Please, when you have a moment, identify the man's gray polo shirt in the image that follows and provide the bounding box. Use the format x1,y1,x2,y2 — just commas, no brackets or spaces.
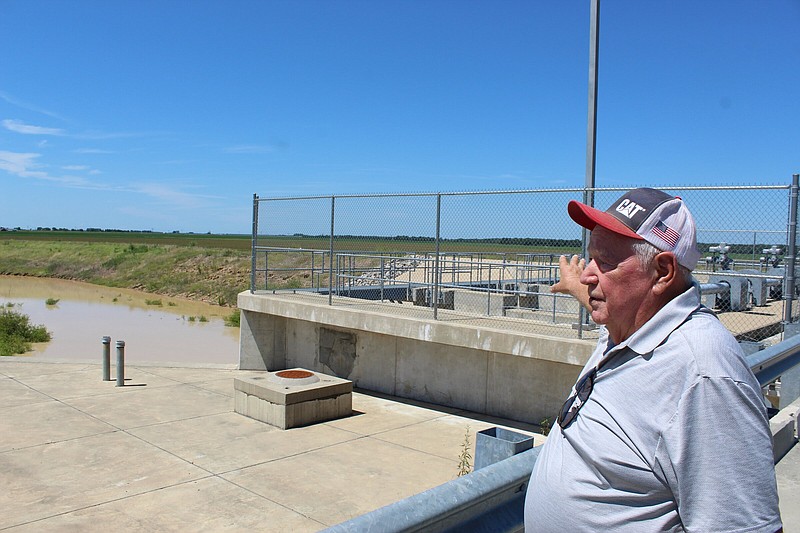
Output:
525,284,781,532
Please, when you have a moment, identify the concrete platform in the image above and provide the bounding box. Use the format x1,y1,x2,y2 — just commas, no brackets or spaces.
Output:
234,368,352,429
238,291,596,425
2,358,796,532
0,358,545,532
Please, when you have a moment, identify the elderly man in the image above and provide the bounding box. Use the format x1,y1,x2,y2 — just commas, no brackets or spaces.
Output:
524,188,781,532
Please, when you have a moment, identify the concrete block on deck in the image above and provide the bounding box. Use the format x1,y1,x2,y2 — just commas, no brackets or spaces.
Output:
771,400,800,463
234,369,352,430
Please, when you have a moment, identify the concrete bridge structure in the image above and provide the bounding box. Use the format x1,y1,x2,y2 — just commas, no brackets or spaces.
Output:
238,290,598,425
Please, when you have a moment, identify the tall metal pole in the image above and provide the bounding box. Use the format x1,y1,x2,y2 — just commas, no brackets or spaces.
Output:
584,0,600,226
783,174,799,328
578,0,600,339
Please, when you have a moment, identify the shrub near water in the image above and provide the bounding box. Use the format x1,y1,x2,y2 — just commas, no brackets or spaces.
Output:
0,308,52,356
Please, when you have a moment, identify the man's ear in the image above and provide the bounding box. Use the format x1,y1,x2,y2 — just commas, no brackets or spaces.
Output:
652,252,678,295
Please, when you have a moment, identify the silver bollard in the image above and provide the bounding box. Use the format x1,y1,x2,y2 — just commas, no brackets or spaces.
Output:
115,340,125,387
102,336,111,381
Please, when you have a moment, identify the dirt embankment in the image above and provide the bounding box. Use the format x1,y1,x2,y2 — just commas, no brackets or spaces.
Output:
0,240,252,306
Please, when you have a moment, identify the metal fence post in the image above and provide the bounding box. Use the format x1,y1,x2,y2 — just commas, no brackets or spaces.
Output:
251,193,258,293
433,194,442,320
115,340,125,387
102,336,111,381
329,196,335,306
311,251,316,291
380,256,385,302
784,174,799,328
487,264,492,315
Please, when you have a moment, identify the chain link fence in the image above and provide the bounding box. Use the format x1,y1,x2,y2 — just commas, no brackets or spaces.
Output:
251,180,800,344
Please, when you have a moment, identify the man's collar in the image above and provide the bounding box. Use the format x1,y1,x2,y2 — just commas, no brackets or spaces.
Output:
611,283,702,356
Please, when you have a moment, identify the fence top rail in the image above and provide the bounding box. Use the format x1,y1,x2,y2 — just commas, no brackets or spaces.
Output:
332,250,559,258
254,246,330,253
698,228,787,234
256,184,791,202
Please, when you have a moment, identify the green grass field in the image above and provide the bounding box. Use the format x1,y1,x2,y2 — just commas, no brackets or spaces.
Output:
0,231,580,305
0,230,770,306
0,230,253,250
0,230,584,255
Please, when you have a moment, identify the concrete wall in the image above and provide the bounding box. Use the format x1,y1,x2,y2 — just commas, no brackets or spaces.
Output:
238,292,595,424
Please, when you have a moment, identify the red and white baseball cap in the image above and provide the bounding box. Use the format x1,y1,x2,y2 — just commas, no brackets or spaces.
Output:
568,188,701,271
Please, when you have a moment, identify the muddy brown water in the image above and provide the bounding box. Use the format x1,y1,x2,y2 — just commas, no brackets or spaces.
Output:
1,276,240,365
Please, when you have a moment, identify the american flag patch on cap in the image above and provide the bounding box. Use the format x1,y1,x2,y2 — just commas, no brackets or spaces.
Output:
652,221,680,247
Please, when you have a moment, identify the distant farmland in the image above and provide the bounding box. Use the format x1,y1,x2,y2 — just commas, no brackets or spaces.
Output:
0,230,254,250
0,230,584,255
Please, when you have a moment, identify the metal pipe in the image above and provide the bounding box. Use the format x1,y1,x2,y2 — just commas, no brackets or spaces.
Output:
311,251,316,291
584,0,600,205
783,174,799,327
699,282,730,296
102,336,111,381
380,256,385,302
115,340,125,387
487,264,492,316
578,0,600,341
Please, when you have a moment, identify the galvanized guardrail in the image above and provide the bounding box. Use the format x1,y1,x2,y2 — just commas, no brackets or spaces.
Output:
322,445,541,533
323,334,800,533
748,331,800,388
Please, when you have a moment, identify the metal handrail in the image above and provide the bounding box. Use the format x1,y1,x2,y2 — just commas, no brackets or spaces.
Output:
747,331,800,387
323,333,800,533
322,446,541,533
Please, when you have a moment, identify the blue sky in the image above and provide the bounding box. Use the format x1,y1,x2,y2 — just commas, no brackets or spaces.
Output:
1,0,798,234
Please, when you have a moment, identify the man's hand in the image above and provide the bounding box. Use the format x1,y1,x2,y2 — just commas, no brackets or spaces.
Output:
551,255,591,312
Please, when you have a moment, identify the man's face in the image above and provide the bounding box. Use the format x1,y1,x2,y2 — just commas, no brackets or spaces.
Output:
580,227,657,344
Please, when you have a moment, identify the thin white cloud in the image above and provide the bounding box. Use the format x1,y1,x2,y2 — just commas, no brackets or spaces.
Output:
223,144,275,154
0,90,66,120
0,151,43,176
0,150,102,188
1,149,219,214
53,174,93,187
130,182,224,207
3,116,155,142
3,119,66,136
73,130,157,140
73,148,115,154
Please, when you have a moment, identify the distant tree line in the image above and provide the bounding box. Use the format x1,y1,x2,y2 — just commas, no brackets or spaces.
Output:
1,227,214,234
20,227,158,233
1,228,781,257
284,234,582,248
